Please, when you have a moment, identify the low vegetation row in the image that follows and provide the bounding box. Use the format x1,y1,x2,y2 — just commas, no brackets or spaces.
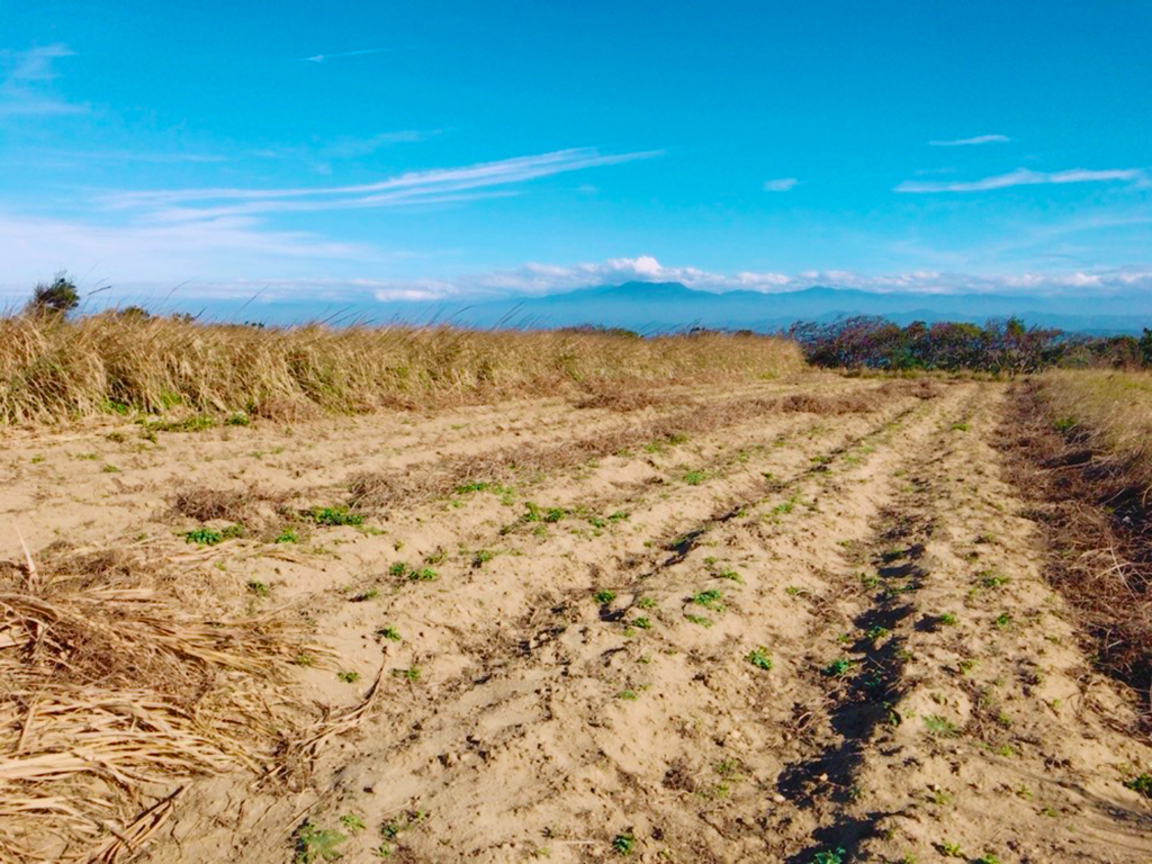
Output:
791,316,1151,373
0,299,802,425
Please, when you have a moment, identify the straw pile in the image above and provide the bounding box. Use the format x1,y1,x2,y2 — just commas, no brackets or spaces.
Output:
0,536,319,862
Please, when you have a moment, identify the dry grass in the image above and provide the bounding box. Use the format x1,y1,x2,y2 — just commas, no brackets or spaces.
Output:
1036,369,1152,488
0,313,804,424
0,538,320,862
1004,372,1152,725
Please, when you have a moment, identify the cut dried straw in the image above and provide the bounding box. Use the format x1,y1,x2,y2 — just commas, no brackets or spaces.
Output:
0,534,325,863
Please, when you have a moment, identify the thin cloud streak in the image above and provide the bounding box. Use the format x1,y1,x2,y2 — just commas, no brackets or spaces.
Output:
895,167,1145,193
0,44,86,116
763,177,800,192
928,134,1011,146
103,148,664,219
301,48,407,63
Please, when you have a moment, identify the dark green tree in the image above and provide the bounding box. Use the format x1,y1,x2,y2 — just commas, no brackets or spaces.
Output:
1140,328,1152,366
27,272,80,316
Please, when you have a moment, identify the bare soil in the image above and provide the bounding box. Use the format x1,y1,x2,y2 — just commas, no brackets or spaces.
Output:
2,374,1150,862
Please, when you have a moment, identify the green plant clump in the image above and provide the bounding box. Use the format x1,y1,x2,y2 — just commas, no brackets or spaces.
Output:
812,848,846,864
611,832,636,855
822,658,855,678
747,647,773,671
184,527,223,546
1125,773,1152,798
311,506,363,526
293,821,347,863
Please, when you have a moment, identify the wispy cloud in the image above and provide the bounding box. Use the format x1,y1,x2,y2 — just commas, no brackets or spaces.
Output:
103,147,663,220
895,167,1145,193
928,134,1011,147
763,177,800,192
301,48,391,63
0,44,86,116
251,130,440,171
0,211,372,293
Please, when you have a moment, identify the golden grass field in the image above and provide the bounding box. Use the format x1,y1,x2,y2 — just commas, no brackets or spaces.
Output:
1,319,1150,863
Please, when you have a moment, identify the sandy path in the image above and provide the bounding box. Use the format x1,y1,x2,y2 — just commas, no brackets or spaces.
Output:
3,377,1150,862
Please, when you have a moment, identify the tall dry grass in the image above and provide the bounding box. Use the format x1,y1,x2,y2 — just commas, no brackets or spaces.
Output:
0,313,804,424
1018,369,1152,722
1038,369,1152,486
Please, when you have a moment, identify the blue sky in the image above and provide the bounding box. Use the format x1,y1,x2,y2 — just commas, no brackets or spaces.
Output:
3,0,1151,308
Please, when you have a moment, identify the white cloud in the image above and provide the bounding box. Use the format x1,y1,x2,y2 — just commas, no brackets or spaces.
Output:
301,48,387,63
763,177,800,192
252,130,439,168
895,167,1145,193
102,147,663,220
0,211,371,292
928,134,1011,147
0,44,86,116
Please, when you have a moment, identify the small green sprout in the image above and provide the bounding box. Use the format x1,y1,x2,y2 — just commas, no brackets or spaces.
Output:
746,647,773,671
611,832,636,855
184,527,223,546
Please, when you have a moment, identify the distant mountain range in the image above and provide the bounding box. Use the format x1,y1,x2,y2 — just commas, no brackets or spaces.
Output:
381,281,1149,335
173,281,1151,334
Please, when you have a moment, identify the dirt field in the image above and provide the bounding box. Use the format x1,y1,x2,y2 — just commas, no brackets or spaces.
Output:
3,372,1151,863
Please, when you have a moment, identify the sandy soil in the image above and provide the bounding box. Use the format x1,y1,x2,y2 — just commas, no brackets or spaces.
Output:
2,374,1150,863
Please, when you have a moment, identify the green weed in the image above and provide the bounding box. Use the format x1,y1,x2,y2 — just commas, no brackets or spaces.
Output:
293,821,347,863
184,527,223,546
311,506,363,526
923,715,959,737
1124,773,1152,798
692,589,724,611
339,814,366,833
812,849,846,864
611,833,636,855
822,658,855,678
746,647,773,671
